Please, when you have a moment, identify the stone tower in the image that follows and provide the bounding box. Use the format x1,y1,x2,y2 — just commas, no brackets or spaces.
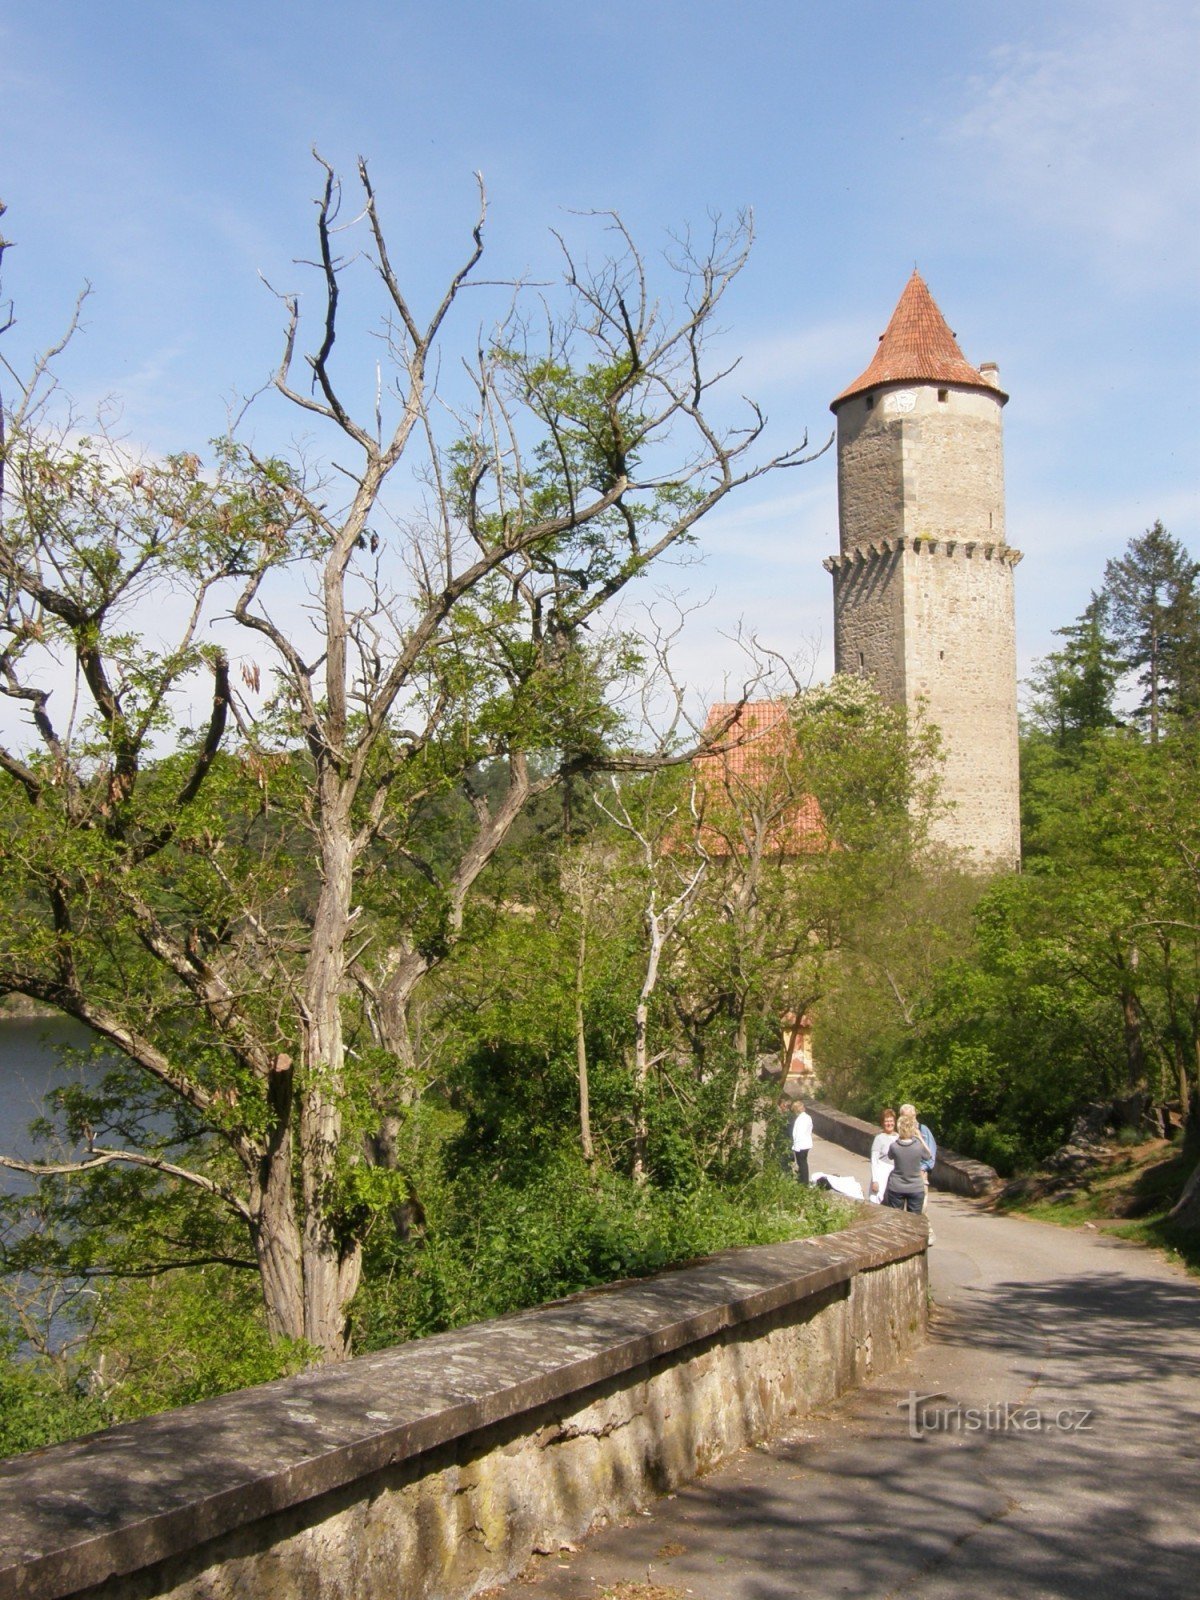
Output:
824,272,1022,869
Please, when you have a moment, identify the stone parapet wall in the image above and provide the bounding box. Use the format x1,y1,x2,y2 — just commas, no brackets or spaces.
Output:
0,1216,927,1600
824,534,1023,571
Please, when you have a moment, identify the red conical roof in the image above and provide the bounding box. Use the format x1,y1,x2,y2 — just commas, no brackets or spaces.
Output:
831,272,1006,409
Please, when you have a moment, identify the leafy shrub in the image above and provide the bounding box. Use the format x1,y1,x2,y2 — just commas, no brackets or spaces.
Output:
0,1268,312,1461
89,1268,312,1418
0,1333,111,1458
351,1160,847,1350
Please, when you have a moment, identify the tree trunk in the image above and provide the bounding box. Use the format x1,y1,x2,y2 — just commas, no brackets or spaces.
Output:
251,1195,306,1344
1176,1043,1192,1126
299,798,359,1360
249,1054,305,1343
1168,1156,1200,1227
1121,946,1145,1093
734,1012,749,1063
375,948,431,1104
631,914,664,1185
575,917,594,1166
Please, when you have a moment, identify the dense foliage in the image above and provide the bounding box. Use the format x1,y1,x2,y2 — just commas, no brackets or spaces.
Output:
0,165,828,1378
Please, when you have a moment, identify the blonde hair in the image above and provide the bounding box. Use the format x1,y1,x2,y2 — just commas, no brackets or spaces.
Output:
896,1112,919,1140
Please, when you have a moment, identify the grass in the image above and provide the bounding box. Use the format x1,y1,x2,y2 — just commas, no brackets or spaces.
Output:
994,1136,1200,1275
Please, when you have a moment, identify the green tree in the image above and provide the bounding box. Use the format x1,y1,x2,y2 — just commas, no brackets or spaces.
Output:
888,725,1200,1169
1103,521,1200,742
882,872,1126,1170
423,676,941,1194
1059,731,1200,1124
670,677,941,1144
0,165,817,1361
1026,592,1122,749
814,862,986,1114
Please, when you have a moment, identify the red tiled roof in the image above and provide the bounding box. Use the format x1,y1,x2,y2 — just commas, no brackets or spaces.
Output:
694,701,825,856
702,701,790,776
830,271,1007,409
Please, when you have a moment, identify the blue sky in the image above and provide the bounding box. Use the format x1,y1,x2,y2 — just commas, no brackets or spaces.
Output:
1,0,1197,706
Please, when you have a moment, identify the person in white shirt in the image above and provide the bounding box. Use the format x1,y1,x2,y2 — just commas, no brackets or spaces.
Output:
869,1106,897,1204
791,1100,814,1183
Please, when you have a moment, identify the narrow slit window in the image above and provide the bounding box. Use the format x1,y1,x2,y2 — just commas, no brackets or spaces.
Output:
937,388,948,403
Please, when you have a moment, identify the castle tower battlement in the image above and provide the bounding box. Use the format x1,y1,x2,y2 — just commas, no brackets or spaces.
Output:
829,274,1021,869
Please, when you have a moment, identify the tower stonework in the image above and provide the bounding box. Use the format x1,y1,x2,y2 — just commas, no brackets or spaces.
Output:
824,273,1022,869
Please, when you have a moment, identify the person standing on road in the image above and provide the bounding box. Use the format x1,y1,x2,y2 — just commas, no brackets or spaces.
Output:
869,1107,897,1204
792,1099,813,1184
899,1101,936,1186
883,1112,927,1213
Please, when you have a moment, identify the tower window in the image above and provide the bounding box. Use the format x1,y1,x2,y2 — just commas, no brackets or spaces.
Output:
937,389,948,403
865,394,875,411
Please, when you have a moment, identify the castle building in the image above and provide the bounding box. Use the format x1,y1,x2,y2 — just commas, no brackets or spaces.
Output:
824,272,1022,870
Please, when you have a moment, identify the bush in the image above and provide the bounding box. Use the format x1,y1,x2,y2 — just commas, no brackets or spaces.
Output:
351,1159,847,1350
0,1268,312,1461
0,1333,111,1458
88,1268,312,1418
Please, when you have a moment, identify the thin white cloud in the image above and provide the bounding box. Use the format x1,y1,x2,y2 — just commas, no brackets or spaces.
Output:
1016,484,1200,569
727,316,876,396
949,2,1200,288
697,479,835,553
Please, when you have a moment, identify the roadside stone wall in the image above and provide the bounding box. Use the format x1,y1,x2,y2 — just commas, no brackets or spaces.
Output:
0,1215,927,1600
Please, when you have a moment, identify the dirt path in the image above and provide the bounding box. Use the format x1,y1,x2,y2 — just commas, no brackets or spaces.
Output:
496,1135,1200,1600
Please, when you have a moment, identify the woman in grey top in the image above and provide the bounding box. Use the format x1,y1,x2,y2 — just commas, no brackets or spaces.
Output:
882,1112,930,1213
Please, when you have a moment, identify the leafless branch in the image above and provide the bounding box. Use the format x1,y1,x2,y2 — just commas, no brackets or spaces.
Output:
0,1147,253,1224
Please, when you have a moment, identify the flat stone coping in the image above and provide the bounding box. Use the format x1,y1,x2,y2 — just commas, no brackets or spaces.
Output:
808,1100,1000,1197
0,1212,924,1600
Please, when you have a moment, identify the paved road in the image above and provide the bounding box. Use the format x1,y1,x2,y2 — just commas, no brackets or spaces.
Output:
497,1134,1200,1599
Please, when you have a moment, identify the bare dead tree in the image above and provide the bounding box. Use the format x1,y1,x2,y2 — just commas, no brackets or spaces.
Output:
594,773,710,1182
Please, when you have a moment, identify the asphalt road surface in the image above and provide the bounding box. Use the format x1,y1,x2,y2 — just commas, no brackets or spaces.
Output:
496,1133,1200,1600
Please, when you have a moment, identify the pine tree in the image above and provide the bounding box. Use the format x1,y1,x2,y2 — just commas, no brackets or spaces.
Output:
1103,522,1200,742
1027,593,1122,748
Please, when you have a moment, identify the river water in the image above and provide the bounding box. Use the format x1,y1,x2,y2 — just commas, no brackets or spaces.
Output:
0,1019,114,1354
0,1017,101,1182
